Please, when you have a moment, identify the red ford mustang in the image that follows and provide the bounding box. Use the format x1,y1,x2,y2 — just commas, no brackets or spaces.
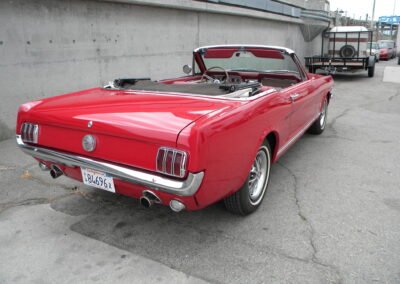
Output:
16,45,333,215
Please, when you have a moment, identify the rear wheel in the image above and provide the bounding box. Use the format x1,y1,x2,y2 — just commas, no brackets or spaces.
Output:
398,56,400,65
224,142,271,215
308,97,328,135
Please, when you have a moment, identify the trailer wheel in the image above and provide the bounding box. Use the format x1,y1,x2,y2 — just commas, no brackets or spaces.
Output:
339,45,356,58
368,65,375,77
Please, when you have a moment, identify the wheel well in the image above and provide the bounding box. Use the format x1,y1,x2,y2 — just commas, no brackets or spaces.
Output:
327,92,332,104
265,132,277,161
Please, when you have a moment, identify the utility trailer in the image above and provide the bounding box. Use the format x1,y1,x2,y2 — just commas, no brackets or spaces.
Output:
305,26,376,77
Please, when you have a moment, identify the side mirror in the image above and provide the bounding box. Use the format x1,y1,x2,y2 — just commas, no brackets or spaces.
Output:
183,64,192,75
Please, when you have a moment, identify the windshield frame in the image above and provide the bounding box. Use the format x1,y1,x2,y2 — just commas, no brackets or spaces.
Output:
193,45,304,79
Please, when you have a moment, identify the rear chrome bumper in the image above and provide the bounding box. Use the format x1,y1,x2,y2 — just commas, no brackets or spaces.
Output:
16,135,204,196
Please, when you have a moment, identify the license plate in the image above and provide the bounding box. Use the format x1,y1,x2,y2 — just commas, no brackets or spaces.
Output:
81,167,115,193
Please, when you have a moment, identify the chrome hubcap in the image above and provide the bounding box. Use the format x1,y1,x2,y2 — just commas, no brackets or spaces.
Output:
248,148,270,205
320,100,327,128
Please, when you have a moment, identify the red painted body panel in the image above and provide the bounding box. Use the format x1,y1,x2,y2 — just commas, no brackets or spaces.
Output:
16,46,334,211
379,49,390,60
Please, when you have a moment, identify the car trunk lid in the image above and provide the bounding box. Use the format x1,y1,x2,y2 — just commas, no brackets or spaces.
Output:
20,88,242,171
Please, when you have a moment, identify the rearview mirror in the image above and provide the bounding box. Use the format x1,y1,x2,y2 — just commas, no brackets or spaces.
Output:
183,64,192,74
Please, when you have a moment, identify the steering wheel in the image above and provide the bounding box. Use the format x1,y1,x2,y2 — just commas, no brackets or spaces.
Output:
200,66,230,84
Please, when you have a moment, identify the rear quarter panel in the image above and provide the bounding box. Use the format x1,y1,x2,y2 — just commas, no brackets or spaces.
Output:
177,93,290,208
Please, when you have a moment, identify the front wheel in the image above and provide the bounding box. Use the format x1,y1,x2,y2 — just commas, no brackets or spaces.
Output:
308,97,328,135
224,142,271,215
398,56,400,65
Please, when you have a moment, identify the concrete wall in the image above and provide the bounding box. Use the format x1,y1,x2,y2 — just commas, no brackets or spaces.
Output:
0,0,323,140
278,0,305,9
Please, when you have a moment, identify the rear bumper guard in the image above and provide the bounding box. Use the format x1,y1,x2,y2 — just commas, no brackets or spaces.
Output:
16,135,204,196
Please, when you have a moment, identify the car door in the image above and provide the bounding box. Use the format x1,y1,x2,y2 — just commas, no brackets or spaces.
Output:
282,82,314,139
283,55,318,139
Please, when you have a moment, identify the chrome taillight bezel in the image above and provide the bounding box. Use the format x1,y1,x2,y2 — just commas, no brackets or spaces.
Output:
156,147,188,178
20,123,39,144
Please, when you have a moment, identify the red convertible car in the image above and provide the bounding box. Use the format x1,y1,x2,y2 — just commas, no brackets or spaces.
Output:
16,45,333,215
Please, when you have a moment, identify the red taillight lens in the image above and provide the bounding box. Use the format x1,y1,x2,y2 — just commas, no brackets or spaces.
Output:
20,123,39,144
156,147,187,178
156,148,166,172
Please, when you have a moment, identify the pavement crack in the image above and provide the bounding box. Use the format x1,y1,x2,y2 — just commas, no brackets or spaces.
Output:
329,108,351,138
0,193,78,214
0,165,17,171
388,89,400,101
170,217,336,276
278,162,343,283
0,198,50,214
330,108,351,127
319,135,355,142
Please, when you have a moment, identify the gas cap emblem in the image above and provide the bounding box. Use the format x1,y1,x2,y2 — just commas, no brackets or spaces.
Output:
82,134,96,152
88,121,93,128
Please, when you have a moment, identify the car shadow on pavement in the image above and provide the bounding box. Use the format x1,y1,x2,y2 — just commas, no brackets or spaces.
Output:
48,140,334,283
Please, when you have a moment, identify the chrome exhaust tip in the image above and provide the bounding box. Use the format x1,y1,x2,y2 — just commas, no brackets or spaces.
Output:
140,196,153,208
38,162,49,171
139,190,162,209
169,200,186,212
50,165,63,179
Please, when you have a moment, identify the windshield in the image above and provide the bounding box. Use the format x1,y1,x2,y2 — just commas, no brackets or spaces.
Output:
379,42,393,48
368,42,379,49
200,49,300,74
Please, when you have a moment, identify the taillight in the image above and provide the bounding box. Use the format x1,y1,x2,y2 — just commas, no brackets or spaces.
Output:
156,147,187,178
20,123,39,144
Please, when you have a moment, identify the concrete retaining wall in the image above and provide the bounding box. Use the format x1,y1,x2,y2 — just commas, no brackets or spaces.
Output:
0,0,324,140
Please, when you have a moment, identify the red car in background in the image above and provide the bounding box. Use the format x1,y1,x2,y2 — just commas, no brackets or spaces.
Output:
16,45,333,215
378,40,397,60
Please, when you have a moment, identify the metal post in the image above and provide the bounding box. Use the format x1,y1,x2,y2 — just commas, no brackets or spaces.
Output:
371,0,376,30
333,33,336,58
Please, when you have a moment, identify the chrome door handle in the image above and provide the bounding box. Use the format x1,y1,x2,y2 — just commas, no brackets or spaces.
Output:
290,94,300,102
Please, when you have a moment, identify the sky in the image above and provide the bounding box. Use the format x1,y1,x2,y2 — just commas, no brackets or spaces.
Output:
329,0,400,21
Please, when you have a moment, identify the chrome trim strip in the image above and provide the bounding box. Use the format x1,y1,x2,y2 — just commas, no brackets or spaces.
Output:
277,114,320,156
171,150,177,175
16,135,204,196
180,153,187,178
162,148,167,173
193,45,295,54
33,125,39,143
103,86,276,101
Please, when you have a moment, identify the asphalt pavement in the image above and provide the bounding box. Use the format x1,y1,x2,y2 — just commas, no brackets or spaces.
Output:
1,59,400,284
